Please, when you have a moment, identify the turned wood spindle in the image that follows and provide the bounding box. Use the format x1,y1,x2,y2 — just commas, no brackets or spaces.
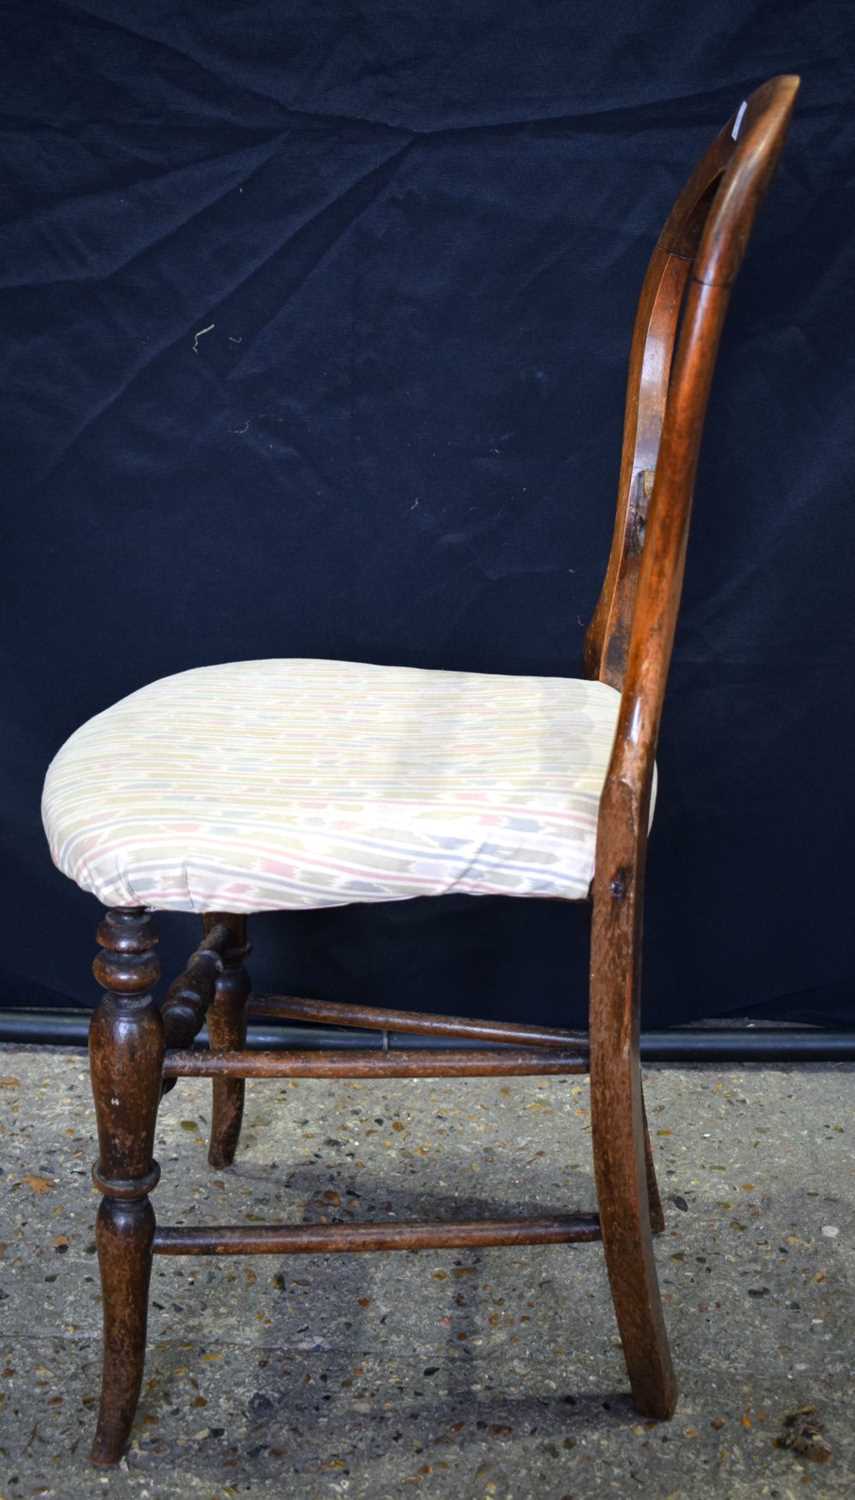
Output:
88,907,164,1467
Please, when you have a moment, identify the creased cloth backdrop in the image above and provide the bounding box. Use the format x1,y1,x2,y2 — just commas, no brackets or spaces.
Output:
3,1,854,1026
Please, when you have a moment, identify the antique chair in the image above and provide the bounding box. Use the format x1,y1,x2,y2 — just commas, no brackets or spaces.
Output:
41,75,799,1465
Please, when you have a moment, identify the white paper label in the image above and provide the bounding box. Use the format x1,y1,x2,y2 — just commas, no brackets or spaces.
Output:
731,100,748,141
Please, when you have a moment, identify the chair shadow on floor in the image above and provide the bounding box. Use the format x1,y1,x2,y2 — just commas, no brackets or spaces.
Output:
139,1149,647,1476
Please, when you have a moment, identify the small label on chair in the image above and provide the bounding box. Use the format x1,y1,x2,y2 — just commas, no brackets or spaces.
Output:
731,100,748,140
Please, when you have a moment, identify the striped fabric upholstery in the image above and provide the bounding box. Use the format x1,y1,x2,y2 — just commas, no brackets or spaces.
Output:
41,657,631,914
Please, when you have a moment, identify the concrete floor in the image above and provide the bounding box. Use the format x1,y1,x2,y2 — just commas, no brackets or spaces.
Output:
0,1046,853,1499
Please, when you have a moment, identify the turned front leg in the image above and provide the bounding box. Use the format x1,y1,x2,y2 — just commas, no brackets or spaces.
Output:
204,913,250,1169
89,908,164,1467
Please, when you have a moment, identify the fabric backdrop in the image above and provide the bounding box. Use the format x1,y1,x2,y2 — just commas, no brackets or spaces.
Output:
3,1,854,1028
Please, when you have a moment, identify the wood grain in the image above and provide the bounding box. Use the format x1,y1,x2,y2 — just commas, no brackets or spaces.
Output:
153,1216,603,1256
162,1046,587,1079
250,992,587,1049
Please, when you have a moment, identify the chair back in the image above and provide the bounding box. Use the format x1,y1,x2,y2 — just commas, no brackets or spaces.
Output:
584,76,799,786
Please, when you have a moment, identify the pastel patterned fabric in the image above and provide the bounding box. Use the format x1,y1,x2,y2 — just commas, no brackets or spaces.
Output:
42,657,631,914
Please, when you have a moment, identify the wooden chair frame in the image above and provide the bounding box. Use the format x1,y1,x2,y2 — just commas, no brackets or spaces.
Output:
82,76,799,1465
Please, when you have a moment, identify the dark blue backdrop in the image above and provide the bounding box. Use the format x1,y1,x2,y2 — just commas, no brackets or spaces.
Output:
3,1,854,1026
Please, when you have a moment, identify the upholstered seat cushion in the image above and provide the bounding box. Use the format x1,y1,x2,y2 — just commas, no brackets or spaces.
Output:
42,657,631,914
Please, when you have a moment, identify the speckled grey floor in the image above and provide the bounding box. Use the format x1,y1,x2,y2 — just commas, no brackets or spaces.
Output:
0,1046,853,1499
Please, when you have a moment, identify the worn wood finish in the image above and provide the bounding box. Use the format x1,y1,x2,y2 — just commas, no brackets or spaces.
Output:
76,77,799,1463
587,76,799,1418
203,913,251,1168
153,1215,603,1256
88,908,164,1466
163,1046,587,1079
251,992,588,1049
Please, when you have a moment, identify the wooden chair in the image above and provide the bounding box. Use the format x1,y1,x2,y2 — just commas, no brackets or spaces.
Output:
40,75,799,1466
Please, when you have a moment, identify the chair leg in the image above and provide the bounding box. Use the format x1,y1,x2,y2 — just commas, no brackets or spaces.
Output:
88,908,164,1466
589,886,677,1419
204,913,250,1169
642,1089,666,1234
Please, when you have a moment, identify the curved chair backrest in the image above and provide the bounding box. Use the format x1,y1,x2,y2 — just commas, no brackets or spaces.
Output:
584,76,799,765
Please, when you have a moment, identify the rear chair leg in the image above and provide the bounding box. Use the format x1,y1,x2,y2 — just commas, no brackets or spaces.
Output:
589,868,677,1419
89,908,164,1466
642,1090,666,1234
204,914,250,1168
